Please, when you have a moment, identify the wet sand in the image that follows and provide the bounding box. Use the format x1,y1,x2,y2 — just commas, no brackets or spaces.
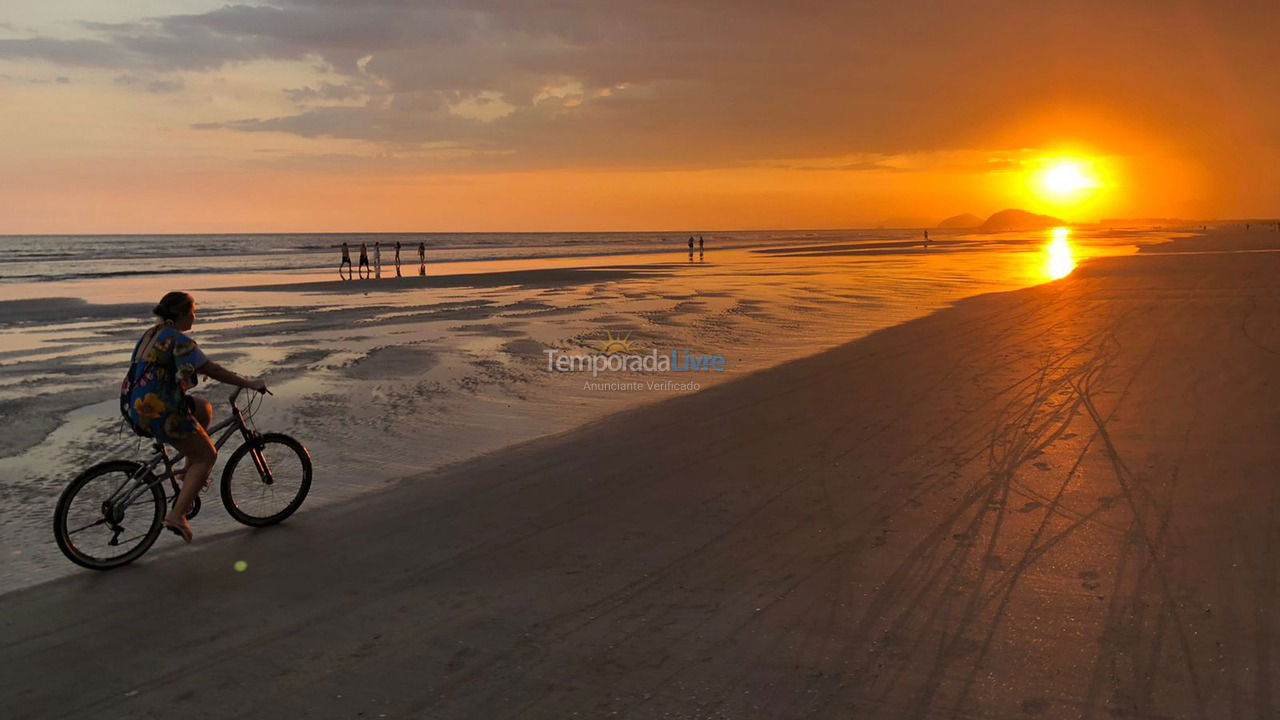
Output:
211,265,677,294
4,230,1279,718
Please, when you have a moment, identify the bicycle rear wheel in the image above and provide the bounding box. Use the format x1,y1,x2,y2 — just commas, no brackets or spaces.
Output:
53,461,165,570
220,433,312,526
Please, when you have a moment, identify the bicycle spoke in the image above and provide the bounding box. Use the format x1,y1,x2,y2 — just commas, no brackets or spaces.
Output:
66,518,108,536
112,532,150,546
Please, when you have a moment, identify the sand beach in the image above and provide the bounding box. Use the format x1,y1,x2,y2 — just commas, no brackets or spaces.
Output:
3,227,1279,717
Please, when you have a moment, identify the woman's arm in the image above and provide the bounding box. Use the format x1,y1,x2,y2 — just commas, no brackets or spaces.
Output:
200,360,267,392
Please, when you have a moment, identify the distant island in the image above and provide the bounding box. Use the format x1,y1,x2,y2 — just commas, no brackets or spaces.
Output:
935,209,1064,232
937,213,983,229
980,209,1064,231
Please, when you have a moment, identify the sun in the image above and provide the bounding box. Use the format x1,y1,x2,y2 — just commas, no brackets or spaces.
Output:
1038,160,1100,199
591,331,638,355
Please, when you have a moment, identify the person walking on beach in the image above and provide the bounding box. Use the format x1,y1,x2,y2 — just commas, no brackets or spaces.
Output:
339,241,353,280
698,236,705,252
374,241,382,279
121,291,268,543
418,241,426,276
924,229,930,247
358,242,370,279
394,241,402,277
688,236,695,252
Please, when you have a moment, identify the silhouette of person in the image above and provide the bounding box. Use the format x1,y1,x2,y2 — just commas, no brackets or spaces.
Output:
339,241,352,280
374,241,382,279
394,241,402,277
924,229,930,247
418,241,426,276
698,236,704,252
688,236,694,251
358,242,370,279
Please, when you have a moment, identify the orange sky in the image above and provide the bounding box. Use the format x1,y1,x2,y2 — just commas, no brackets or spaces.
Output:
1,1,1277,233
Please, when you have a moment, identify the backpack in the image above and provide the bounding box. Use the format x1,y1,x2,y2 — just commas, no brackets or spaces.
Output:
120,330,155,438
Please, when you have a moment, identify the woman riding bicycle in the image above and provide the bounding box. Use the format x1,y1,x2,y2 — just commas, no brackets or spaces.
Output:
122,292,268,542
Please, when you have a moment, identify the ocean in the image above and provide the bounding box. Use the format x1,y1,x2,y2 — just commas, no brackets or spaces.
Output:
0,230,872,284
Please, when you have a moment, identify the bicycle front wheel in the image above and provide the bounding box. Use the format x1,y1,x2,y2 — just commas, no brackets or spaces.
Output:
220,433,312,526
53,461,165,570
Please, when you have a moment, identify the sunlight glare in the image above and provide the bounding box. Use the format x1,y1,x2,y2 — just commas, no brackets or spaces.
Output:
1045,226,1075,280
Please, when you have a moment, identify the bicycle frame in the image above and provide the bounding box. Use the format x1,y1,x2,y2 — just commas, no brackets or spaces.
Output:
108,388,265,512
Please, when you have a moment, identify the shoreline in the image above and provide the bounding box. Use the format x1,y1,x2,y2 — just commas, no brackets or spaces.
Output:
5,232,1280,717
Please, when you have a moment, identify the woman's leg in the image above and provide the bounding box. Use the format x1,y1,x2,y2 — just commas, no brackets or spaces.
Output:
175,397,215,485
166,427,216,542
190,397,213,430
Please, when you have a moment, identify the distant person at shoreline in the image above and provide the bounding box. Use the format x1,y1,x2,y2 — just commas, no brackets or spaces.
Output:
394,241,402,277
418,241,426,276
923,229,930,247
358,242,370,279
688,236,694,252
339,242,352,280
121,291,267,543
698,236,705,252
374,241,382,279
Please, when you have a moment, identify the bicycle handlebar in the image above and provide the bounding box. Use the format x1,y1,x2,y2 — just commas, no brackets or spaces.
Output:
229,385,271,406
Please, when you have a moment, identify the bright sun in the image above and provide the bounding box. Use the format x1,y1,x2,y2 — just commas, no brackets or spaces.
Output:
1039,160,1099,198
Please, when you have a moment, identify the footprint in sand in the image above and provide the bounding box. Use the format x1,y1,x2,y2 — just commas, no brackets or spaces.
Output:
1078,569,1102,591
1021,697,1050,715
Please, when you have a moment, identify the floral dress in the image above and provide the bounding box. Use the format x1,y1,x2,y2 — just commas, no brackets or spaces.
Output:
121,325,208,444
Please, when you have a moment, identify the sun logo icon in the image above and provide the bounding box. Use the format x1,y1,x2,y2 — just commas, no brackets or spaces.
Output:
591,331,639,355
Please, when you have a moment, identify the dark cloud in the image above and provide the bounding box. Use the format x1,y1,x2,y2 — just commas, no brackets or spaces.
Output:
283,80,367,104
0,37,135,67
4,0,1280,171
146,77,183,93
113,72,185,93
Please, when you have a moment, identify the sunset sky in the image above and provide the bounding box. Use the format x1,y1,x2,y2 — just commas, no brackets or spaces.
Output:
1,1,1277,233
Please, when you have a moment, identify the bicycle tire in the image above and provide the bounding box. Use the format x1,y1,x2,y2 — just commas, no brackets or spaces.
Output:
220,433,312,527
53,460,165,570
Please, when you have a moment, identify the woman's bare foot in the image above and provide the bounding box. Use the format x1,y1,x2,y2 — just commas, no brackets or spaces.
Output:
162,515,193,543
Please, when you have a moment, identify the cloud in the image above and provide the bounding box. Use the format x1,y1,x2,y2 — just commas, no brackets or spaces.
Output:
3,0,1279,172
0,37,135,67
146,77,183,93
113,72,185,93
283,80,367,104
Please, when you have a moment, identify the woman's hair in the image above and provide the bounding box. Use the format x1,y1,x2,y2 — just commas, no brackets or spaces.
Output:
153,291,194,322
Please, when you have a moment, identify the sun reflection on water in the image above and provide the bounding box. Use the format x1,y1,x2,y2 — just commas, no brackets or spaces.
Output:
1045,226,1075,280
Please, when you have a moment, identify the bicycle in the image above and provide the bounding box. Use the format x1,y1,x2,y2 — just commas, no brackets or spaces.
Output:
53,387,312,570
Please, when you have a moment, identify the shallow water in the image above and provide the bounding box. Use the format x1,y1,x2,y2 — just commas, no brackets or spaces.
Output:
0,228,1163,592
